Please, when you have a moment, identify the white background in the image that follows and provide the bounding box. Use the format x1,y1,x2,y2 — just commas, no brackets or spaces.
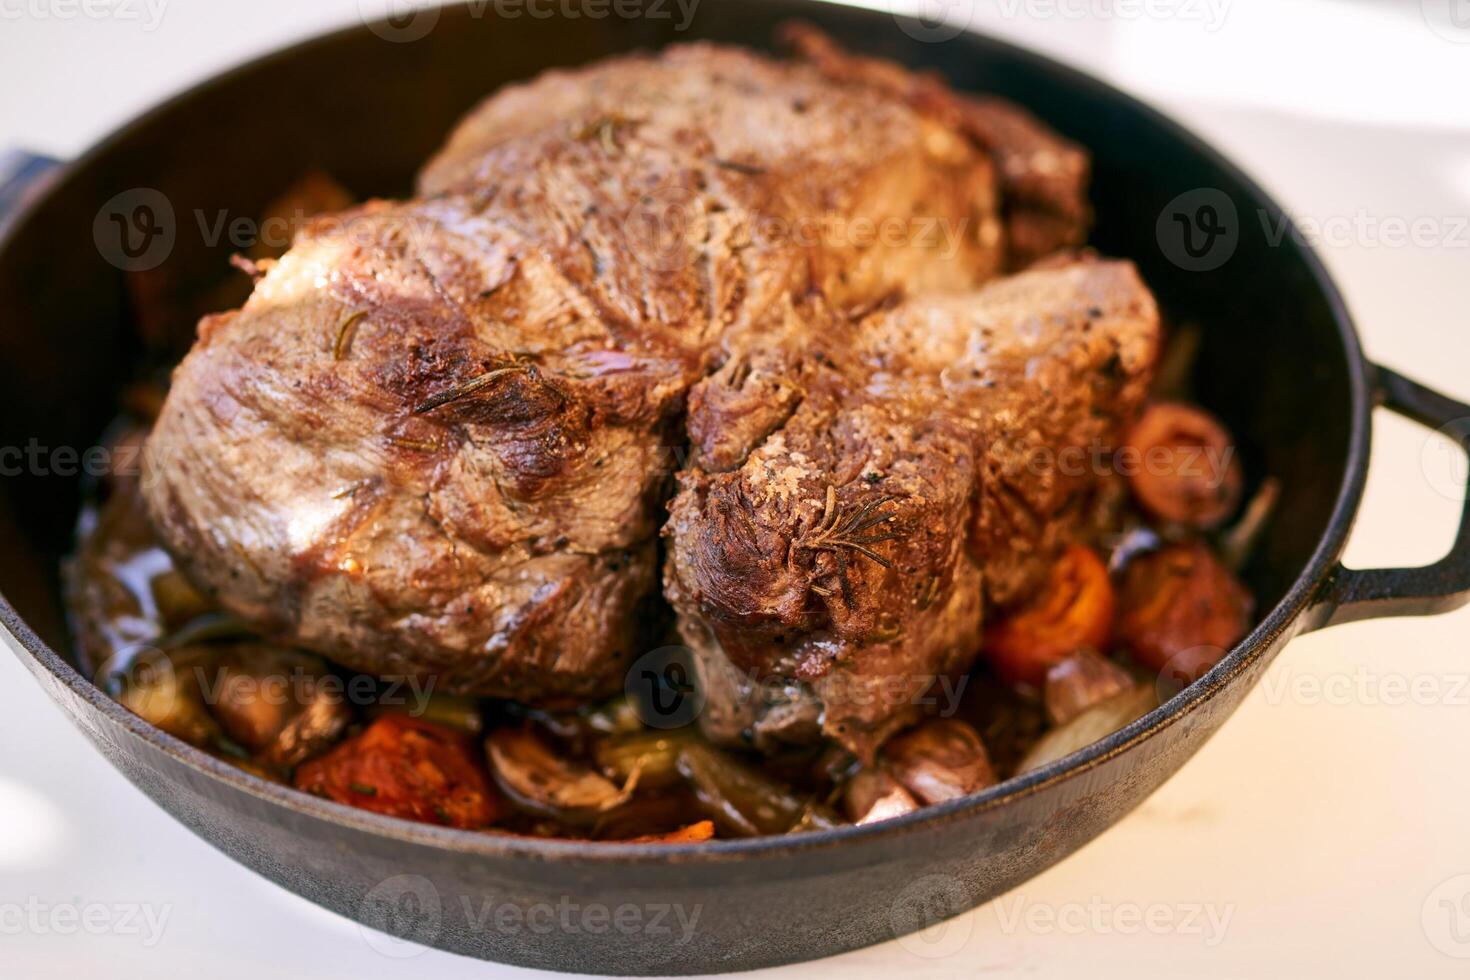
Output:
3,0,1470,976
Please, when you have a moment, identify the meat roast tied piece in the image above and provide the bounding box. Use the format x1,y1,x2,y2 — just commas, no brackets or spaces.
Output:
142,38,1044,701
666,258,1159,759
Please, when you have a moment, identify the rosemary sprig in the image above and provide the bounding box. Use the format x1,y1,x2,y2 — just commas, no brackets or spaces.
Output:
797,485,901,602
387,436,440,453
412,365,526,415
713,158,768,177
802,485,899,566
333,309,367,361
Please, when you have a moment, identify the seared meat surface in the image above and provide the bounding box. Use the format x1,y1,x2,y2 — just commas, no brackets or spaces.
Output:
143,40,1018,700
666,259,1158,758
781,23,1090,269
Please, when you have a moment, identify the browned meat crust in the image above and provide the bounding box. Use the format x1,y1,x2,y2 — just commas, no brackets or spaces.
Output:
143,42,1008,701
666,259,1158,759
781,23,1091,268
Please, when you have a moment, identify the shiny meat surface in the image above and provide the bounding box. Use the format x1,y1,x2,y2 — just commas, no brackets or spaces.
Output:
143,40,1021,700
666,259,1159,758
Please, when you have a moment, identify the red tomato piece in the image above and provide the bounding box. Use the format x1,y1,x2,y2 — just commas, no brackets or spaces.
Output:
294,714,501,828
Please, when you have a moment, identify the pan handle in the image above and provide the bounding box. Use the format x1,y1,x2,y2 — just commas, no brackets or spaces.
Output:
1315,365,1470,628
0,149,61,231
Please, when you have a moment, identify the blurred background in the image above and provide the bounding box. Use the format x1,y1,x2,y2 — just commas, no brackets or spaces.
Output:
1,0,1469,976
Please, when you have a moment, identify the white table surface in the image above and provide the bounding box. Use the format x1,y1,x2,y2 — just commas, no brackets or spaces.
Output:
3,1,1469,976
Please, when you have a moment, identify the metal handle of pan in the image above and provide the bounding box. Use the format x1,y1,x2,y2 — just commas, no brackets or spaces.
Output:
1315,364,1470,628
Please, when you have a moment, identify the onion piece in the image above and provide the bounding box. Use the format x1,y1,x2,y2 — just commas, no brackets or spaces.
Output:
1017,684,1158,774
625,821,716,844
594,729,694,791
842,768,920,825
1043,650,1136,726
676,742,834,837
883,720,996,805
1219,477,1281,572
486,726,632,823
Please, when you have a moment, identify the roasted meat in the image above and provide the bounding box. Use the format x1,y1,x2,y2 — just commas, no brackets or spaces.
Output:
143,39,1034,701
666,258,1159,758
781,23,1091,268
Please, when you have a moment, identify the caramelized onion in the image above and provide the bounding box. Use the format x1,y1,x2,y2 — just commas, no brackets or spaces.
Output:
1043,650,1135,726
1018,684,1158,774
842,768,920,825
882,719,996,805
487,726,632,822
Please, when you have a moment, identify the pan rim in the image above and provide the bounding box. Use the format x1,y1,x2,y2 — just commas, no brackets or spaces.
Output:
0,0,1372,865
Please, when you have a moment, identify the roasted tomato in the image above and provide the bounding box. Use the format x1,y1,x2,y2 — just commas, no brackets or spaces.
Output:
625,821,717,844
1116,541,1253,681
983,545,1115,687
294,714,501,828
1124,402,1243,528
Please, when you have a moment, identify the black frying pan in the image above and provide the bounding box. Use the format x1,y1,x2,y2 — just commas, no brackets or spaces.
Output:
2,1,1469,973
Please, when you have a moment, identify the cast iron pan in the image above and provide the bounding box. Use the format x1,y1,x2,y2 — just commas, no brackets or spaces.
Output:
2,1,1469,973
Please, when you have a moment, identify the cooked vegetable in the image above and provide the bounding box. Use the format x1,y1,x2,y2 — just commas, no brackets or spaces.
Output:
983,545,1115,687
158,612,253,649
1116,540,1253,682
1219,477,1280,572
294,714,500,828
207,644,351,767
581,695,646,736
148,570,214,629
626,821,717,844
1124,402,1243,529
882,720,996,805
1018,684,1158,774
487,726,632,822
842,768,920,825
267,695,353,770
594,729,696,791
373,694,484,735
116,648,220,747
1043,650,1136,726
676,742,841,837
